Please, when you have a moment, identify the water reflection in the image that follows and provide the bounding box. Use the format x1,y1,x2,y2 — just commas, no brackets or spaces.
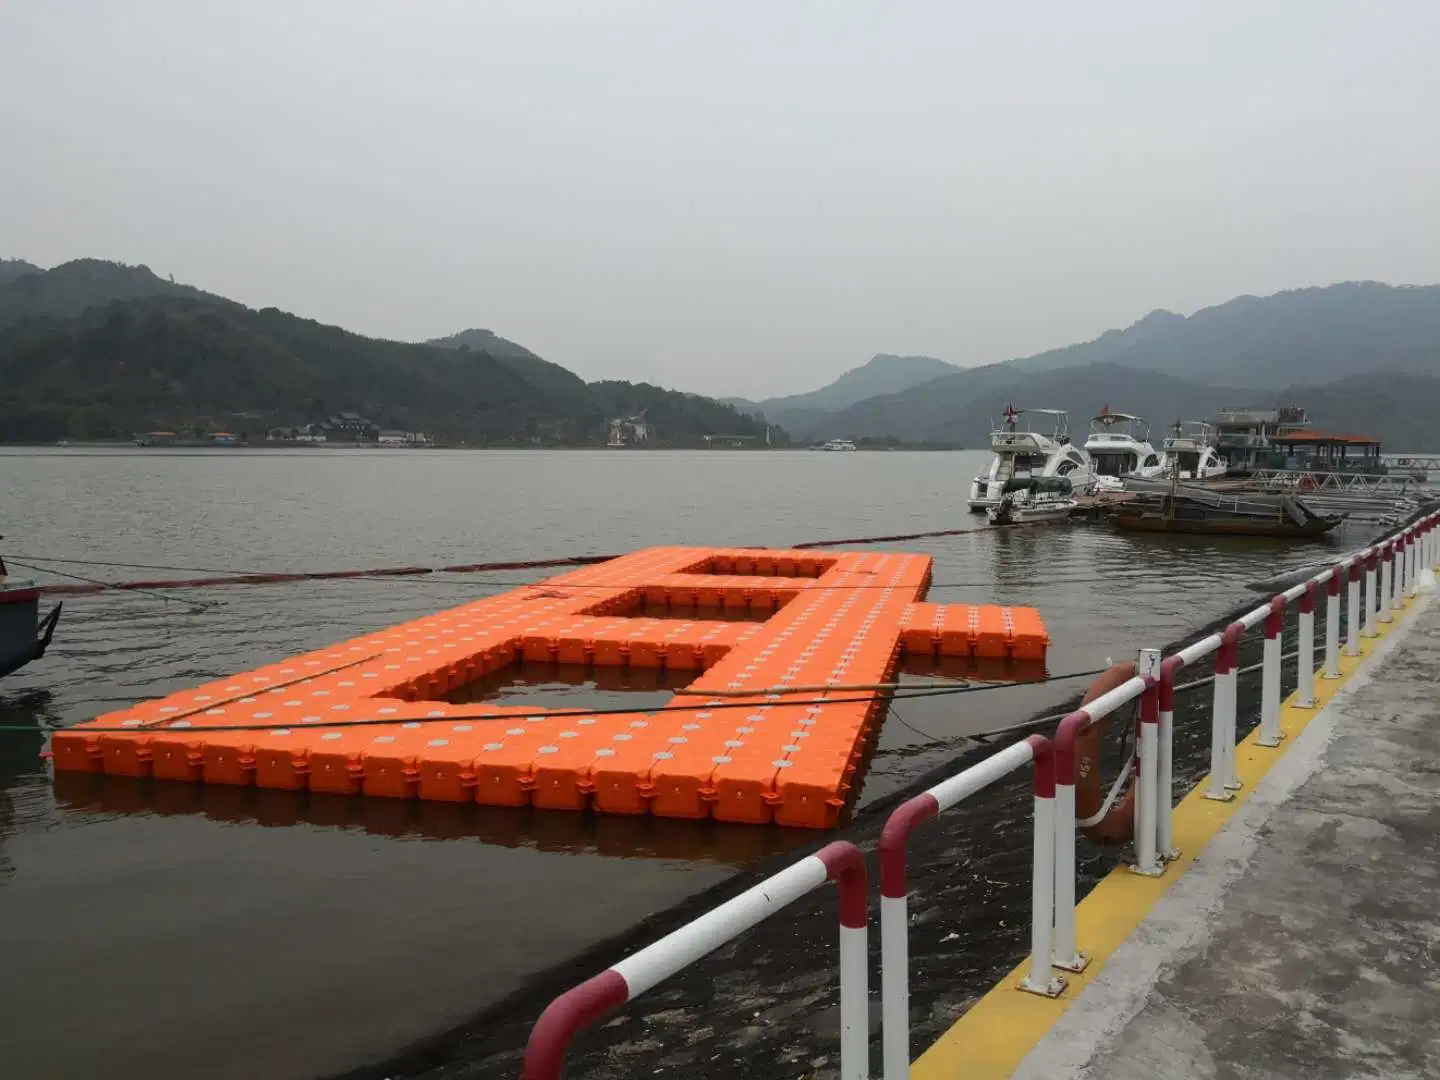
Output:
50,771,817,868
0,689,53,883
443,659,698,709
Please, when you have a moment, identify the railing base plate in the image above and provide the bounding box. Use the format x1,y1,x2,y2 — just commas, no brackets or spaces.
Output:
1052,951,1090,974
1019,973,1067,998
1128,861,1167,879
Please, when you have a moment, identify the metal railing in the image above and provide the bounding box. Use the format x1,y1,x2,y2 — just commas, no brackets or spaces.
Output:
520,511,1440,1080
877,735,1059,1080
522,840,868,1080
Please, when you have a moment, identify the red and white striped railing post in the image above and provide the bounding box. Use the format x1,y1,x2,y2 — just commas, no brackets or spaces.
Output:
1257,596,1286,747
1346,558,1364,655
1323,565,1343,679
1159,632,1219,813
1052,662,1151,968
1363,550,1380,638
1380,542,1395,623
1399,529,1411,601
1133,648,1164,876
1025,741,1063,998
878,736,1058,1080
1399,532,1411,604
1224,624,1245,788
1402,529,1415,599
1204,622,1241,799
522,841,869,1080
1296,581,1317,708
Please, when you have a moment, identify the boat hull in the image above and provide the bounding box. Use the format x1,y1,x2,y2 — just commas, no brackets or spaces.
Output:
987,502,1076,527
0,584,62,679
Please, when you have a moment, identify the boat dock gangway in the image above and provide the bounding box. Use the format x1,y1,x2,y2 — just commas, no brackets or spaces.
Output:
1247,468,1422,522
521,510,1440,1080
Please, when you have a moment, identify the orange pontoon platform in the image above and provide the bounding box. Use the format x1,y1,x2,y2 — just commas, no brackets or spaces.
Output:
52,547,1048,828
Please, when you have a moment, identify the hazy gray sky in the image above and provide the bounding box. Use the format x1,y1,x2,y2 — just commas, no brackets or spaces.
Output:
3,1,1437,397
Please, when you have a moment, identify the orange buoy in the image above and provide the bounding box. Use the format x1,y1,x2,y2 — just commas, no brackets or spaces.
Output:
1074,661,1137,845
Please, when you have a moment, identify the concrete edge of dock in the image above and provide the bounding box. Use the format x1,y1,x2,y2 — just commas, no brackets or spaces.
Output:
911,582,1434,1079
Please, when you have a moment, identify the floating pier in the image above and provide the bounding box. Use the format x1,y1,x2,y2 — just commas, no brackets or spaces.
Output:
52,546,1048,828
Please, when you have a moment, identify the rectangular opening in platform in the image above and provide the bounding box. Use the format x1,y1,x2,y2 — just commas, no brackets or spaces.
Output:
582,596,786,623
679,553,837,578
895,653,1048,685
442,661,699,712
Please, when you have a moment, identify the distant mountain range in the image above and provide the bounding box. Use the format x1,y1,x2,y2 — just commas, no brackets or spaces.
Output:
736,283,1440,451
0,259,43,289
4,258,1435,450
0,260,778,446
727,354,959,416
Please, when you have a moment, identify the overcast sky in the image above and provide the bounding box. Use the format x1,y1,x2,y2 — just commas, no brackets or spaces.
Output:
3,2,1437,398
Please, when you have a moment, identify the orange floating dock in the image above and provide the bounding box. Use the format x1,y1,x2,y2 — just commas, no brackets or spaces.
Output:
52,547,1048,828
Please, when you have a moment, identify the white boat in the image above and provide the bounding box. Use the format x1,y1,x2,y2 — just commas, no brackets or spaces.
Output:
1084,408,1167,492
986,476,1077,526
820,439,858,452
1159,421,1228,480
967,406,1097,511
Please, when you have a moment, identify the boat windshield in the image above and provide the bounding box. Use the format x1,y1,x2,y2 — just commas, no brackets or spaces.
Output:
1002,451,1049,474
1090,449,1135,477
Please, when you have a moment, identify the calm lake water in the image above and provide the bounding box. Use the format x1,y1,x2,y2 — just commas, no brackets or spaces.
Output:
0,448,1370,1079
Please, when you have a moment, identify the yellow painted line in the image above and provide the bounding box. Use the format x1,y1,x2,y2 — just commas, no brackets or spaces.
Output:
913,593,1422,1080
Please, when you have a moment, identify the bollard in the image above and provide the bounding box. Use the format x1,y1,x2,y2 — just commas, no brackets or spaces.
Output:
1323,565,1342,679
1296,581,1316,707
1257,597,1285,747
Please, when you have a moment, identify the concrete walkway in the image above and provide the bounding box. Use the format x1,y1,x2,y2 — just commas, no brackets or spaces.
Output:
1017,594,1440,1080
